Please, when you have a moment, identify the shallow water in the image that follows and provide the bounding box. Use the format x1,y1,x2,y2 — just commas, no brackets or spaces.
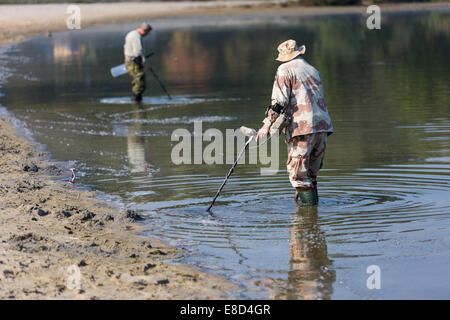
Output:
1,10,450,299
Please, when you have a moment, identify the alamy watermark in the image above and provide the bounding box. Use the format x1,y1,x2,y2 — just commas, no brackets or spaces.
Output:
171,121,281,175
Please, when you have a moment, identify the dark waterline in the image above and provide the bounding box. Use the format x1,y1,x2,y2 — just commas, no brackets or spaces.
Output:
1,11,449,299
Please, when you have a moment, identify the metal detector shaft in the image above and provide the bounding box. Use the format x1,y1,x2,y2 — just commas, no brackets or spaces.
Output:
148,67,172,99
206,135,254,212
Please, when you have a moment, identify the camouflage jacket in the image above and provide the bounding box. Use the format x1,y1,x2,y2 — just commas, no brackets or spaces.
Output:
263,57,333,140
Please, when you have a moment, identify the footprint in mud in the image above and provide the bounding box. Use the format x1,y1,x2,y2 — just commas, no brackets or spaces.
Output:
23,163,39,172
15,179,44,193
156,279,169,285
144,264,156,273
133,280,148,290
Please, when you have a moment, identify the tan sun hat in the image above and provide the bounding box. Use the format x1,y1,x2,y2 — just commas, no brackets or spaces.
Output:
276,39,306,62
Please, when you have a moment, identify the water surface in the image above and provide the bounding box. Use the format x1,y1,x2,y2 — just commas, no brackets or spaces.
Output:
1,10,449,299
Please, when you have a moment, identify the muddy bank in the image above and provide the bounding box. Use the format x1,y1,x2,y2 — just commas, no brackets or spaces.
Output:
0,1,449,47
0,115,237,299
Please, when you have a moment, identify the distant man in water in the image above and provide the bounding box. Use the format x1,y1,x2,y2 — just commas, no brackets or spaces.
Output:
124,22,152,101
256,40,333,205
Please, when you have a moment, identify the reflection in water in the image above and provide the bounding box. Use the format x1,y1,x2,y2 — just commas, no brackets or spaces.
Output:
273,207,335,300
127,102,151,174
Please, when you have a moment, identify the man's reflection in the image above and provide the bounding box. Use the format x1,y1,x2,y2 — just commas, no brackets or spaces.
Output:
127,101,150,174
274,206,335,299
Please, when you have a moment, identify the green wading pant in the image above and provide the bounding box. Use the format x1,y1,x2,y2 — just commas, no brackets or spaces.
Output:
125,59,146,95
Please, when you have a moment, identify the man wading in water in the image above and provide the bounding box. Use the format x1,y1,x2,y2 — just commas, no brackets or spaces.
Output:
256,40,333,205
124,22,152,101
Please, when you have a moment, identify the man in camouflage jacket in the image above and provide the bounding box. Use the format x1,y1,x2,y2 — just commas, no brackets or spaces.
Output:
256,40,333,205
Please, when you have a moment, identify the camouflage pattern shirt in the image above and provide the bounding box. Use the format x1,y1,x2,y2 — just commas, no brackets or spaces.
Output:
264,57,333,140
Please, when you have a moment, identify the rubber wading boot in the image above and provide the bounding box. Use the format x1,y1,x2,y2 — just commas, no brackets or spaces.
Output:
295,185,319,205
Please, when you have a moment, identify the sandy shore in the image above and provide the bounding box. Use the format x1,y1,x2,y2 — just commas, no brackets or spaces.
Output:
1,1,449,47
0,115,238,299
